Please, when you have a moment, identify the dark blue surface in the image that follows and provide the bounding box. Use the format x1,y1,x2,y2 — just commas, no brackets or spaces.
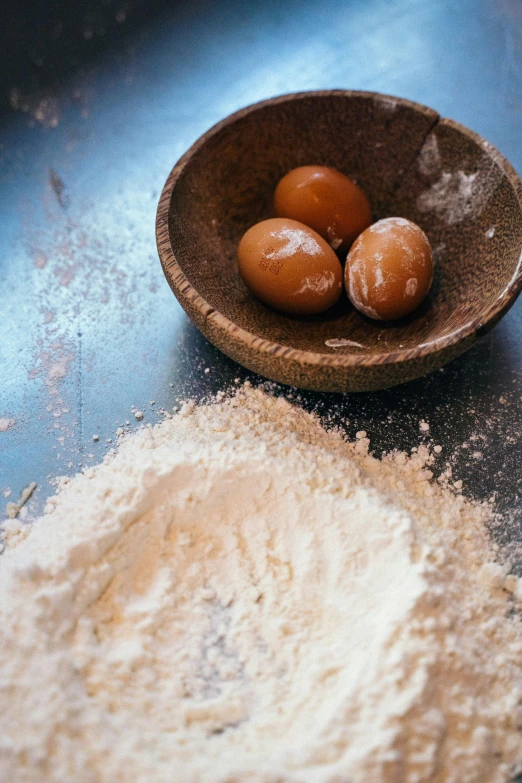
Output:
1,0,521,564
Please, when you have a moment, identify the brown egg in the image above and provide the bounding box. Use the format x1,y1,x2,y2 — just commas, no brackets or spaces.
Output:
345,217,433,321
274,165,372,252
237,218,343,315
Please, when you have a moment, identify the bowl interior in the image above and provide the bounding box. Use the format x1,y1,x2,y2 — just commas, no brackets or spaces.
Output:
167,92,522,358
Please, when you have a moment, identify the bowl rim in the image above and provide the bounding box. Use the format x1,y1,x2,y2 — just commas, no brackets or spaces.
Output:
156,89,522,370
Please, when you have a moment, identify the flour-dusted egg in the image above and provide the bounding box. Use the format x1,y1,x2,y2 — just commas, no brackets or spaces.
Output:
237,218,343,315
345,217,433,321
274,165,372,252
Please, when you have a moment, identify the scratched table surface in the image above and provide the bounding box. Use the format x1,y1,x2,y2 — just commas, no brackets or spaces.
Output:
1,0,521,560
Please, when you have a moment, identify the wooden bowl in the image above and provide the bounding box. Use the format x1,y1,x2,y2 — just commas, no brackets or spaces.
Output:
156,90,522,392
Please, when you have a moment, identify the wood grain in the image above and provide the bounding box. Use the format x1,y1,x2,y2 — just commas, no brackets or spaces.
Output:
155,90,522,392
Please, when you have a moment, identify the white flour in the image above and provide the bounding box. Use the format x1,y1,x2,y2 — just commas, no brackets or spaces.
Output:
0,417,16,432
417,165,502,225
1,386,522,783
415,129,502,225
417,133,442,178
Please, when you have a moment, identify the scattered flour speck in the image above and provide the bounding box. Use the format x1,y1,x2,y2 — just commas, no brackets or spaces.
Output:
0,418,16,433
417,164,502,225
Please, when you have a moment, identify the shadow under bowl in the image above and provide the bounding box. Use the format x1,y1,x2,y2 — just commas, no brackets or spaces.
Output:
156,90,522,392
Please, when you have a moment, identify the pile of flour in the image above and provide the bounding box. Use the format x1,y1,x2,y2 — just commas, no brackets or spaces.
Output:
1,385,522,783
